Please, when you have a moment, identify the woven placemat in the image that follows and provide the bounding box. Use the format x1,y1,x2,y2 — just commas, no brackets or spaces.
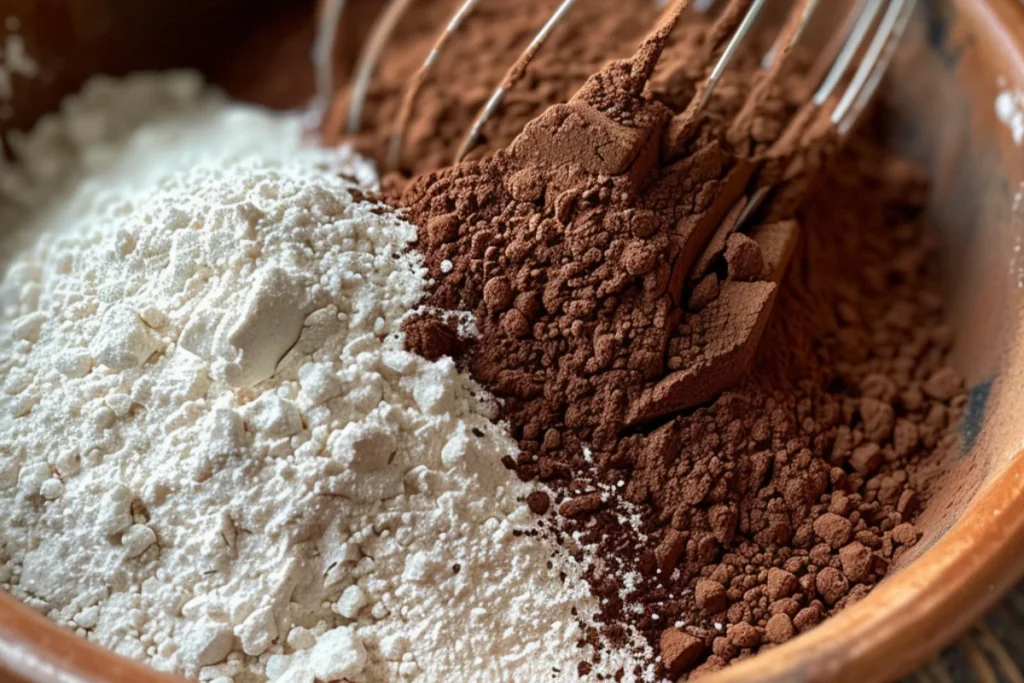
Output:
906,588,1024,683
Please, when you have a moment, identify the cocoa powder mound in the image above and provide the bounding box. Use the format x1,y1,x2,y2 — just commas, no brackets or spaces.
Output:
599,139,961,680
394,7,962,681
402,10,820,448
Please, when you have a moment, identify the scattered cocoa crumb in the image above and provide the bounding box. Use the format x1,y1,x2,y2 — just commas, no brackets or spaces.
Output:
765,613,795,644
526,491,552,515
559,493,604,518
660,628,704,677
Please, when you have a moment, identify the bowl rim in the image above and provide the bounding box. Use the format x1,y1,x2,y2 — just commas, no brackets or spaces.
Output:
0,592,182,682
710,0,1024,680
2,1,1024,682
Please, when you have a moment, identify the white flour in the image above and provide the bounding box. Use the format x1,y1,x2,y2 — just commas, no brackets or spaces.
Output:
0,73,632,682
996,84,1024,147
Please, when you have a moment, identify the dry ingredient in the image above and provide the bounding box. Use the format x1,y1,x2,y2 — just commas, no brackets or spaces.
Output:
0,1,970,680
0,72,635,683
322,0,786,181
394,8,966,680
995,85,1024,146
322,0,663,175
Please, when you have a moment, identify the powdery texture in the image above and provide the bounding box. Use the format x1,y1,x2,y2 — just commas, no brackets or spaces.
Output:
322,0,662,175
0,74,630,683
322,0,796,180
398,11,965,679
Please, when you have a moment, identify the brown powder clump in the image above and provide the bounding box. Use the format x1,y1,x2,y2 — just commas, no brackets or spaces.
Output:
401,8,808,449
385,5,962,679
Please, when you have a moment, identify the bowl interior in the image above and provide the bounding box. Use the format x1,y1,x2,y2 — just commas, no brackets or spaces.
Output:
718,0,1024,680
880,0,1024,565
3,1,1024,682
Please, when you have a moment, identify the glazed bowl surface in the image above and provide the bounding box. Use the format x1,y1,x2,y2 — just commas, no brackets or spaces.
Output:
720,1,1024,680
2,1,1024,681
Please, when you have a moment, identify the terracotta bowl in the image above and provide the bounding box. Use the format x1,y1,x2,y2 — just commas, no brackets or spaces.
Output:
2,0,1024,681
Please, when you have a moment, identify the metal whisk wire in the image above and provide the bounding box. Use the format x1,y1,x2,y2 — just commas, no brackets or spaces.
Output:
454,0,694,164
453,0,580,164
832,0,915,135
732,0,917,225
315,0,915,175
387,0,483,170
313,0,348,112
345,0,416,135
698,0,772,111
813,0,880,106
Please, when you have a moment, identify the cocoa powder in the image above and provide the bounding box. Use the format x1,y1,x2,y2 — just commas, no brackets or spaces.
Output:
401,7,810,436
387,8,964,680
323,0,663,175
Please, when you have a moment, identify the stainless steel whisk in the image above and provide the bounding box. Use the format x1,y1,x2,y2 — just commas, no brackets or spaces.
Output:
313,0,917,184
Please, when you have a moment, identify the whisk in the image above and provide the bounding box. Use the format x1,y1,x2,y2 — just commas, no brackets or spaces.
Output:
312,0,918,422
313,0,917,179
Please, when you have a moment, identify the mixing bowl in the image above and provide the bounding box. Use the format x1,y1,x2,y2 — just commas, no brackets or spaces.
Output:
1,0,1023,681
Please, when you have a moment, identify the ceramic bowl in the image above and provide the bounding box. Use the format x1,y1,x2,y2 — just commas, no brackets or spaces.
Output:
2,0,1024,681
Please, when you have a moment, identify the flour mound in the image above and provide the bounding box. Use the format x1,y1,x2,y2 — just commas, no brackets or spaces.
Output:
0,74,631,683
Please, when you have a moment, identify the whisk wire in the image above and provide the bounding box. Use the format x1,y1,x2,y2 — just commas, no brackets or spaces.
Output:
697,0,771,110
734,0,912,228
346,0,416,134
313,0,348,111
388,0,482,170
454,0,580,163
761,0,821,69
836,0,916,135
832,0,908,127
319,0,913,179
813,0,879,104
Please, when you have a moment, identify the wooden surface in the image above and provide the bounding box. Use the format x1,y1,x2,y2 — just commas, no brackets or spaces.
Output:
908,594,1024,683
